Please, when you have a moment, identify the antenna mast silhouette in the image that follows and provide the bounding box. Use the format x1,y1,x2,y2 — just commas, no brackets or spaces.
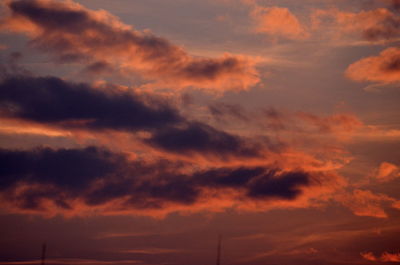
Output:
216,235,222,265
41,243,46,265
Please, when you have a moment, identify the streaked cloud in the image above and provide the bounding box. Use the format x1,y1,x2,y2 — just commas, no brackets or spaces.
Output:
1,0,260,92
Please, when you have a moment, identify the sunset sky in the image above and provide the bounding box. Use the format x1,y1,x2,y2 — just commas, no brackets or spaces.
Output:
0,0,400,264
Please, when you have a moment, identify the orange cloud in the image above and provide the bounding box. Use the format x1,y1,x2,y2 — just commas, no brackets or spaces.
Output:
250,6,309,40
311,8,400,42
346,47,400,83
381,252,400,262
361,251,400,262
0,0,259,92
361,251,378,261
0,144,348,218
261,108,363,136
296,112,363,134
338,189,396,218
375,162,400,182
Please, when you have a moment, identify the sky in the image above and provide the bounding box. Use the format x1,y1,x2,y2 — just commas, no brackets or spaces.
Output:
0,0,400,265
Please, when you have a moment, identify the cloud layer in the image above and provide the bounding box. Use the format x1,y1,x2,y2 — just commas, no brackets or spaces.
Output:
1,0,259,91
0,145,321,216
0,74,268,161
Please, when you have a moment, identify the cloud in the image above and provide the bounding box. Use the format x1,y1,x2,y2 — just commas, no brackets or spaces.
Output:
361,251,400,262
0,74,269,160
250,6,309,40
375,162,399,182
0,146,324,217
295,112,363,134
361,251,378,261
0,75,182,131
0,73,361,166
346,47,400,83
311,8,400,42
381,252,400,262
0,0,259,91
0,146,122,191
338,189,397,218
146,122,262,159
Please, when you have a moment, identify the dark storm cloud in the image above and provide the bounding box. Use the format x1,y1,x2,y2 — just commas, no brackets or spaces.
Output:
0,146,122,190
0,75,182,130
0,146,123,210
0,74,265,158
196,167,266,187
2,0,259,90
246,171,310,199
0,146,313,213
195,167,309,199
146,122,261,158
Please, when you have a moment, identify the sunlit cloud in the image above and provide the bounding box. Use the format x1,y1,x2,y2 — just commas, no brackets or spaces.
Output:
346,47,400,84
337,189,399,218
250,5,309,40
0,0,399,264
0,0,260,92
375,162,400,182
0,145,347,218
361,251,400,262
311,7,400,43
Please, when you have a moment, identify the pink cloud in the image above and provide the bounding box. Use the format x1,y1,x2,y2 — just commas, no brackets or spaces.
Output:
250,6,309,40
1,0,259,92
346,47,400,83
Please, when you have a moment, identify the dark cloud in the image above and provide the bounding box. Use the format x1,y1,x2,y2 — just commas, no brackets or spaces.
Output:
0,146,313,214
0,146,122,190
247,171,310,199
2,0,258,91
146,122,261,158
0,75,182,130
196,167,265,187
0,74,266,159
